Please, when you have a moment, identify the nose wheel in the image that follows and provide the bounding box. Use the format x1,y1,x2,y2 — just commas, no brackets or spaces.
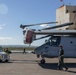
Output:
40,58,45,64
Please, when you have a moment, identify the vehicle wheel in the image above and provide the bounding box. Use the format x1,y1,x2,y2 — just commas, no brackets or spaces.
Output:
0,60,2,62
5,59,9,62
40,59,45,64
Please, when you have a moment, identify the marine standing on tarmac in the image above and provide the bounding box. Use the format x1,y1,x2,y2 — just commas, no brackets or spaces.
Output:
57,44,68,71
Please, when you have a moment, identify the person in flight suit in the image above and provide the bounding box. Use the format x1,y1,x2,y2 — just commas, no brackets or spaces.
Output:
57,44,68,71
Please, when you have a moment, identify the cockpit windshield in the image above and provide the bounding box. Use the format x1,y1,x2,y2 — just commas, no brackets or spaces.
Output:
48,36,61,46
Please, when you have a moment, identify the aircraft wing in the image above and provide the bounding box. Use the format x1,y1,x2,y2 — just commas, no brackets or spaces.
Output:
34,30,76,35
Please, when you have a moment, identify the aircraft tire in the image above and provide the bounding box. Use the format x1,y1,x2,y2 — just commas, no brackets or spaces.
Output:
40,59,45,64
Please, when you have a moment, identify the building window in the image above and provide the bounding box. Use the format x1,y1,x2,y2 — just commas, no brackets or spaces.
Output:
66,10,68,13
73,10,76,13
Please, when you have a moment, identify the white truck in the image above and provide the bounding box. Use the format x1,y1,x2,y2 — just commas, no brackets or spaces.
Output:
0,46,10,62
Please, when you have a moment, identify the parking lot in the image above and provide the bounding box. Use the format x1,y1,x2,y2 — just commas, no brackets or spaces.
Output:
0,53,76,75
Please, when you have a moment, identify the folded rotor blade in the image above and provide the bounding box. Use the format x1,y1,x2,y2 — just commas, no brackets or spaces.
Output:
41,22,73,30
20,22,58,29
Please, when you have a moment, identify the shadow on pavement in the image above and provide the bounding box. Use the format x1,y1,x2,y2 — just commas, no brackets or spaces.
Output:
10,59,40,64
39,63,76,74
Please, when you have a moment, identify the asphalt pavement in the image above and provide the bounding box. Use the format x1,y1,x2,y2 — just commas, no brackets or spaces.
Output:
0,53,76,75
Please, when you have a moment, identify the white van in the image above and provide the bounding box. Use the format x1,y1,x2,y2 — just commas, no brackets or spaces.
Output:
0,46,10,62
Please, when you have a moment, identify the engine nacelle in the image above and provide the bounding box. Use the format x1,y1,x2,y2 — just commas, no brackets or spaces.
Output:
23,28,36,44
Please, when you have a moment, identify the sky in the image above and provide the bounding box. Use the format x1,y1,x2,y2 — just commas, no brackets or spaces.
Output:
0,0,76,46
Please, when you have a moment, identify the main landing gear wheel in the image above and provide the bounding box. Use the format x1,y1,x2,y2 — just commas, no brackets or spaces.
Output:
40,59,45,64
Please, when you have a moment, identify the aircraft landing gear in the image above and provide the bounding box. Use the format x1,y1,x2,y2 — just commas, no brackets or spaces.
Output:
37,54,40,58
40,57,45,64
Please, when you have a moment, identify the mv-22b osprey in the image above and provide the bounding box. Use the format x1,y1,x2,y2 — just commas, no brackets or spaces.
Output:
20,22,76,64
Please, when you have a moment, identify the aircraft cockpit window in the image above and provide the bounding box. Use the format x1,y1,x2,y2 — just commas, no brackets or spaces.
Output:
50,36,61,46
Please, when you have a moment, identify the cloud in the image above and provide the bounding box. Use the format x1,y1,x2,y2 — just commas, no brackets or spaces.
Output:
0,24,6,26
0,24,6,30
0,3,8,15
0,27,3,29
0,37,13,41
40,24,49,28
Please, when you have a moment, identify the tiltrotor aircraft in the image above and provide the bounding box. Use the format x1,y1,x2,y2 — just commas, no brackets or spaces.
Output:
20,22,76,64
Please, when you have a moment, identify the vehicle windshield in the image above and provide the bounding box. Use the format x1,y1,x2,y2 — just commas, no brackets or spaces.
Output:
0,47,3,52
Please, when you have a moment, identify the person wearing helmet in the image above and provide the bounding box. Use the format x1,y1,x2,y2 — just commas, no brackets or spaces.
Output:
57,44,68,71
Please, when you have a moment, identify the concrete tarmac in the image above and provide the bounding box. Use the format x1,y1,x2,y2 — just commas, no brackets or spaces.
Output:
0,53,76,75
